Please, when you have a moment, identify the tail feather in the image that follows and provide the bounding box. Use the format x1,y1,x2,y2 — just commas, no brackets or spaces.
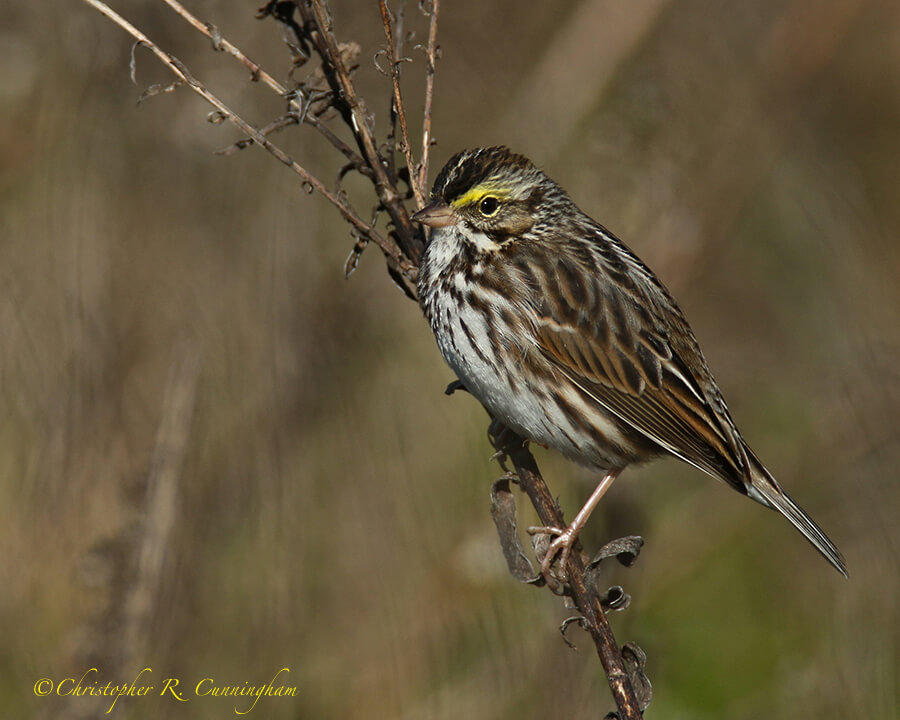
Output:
745,457,848,577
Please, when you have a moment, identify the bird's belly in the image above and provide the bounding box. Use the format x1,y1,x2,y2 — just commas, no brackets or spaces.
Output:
433,302,636,469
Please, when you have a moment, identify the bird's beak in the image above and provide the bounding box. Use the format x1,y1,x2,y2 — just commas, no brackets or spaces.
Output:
411,200,458,228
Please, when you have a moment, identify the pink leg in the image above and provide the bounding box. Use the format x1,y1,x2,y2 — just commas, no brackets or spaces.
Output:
528,468,622,579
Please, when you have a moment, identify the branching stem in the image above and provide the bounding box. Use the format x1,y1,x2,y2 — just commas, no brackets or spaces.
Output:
79,0,411,276
78,2,643,716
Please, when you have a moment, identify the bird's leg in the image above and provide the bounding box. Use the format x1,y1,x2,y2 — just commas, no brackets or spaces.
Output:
528,468,622,580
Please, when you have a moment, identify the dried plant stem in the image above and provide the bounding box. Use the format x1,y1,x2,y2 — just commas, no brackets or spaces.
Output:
302,0,422,264
161,0,282,91
417,0,439,194
379,0,426,208
507,442,643,720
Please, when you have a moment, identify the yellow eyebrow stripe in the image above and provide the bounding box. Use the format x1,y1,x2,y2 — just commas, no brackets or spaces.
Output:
450,184,514,208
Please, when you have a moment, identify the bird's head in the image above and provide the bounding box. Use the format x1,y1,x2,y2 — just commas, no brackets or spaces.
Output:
412,147,565,247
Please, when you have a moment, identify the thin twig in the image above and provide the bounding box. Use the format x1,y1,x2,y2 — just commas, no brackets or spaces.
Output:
381,2,402,183
417,0,439,198
161,0,281,90
378,0,426,209
216,113,300,155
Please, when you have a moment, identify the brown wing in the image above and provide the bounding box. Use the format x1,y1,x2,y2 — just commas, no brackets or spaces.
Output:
528,233,750,488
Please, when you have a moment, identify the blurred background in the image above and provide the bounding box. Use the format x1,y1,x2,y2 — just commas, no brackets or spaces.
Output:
3,0,898,718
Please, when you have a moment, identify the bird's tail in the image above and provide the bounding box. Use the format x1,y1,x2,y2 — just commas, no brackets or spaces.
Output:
744,452,848,577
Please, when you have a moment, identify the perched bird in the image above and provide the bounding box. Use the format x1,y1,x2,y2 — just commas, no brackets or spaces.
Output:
413,146,846,578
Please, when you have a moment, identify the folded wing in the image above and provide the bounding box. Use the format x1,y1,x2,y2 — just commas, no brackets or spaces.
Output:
529,230,751,491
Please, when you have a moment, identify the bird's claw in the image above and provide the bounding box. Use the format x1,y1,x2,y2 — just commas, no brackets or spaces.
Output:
528,524,579,581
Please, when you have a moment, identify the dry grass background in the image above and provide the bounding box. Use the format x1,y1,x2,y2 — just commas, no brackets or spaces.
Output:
3,1,899,718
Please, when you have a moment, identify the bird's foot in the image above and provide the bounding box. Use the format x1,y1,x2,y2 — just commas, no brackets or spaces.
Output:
527,523,581,581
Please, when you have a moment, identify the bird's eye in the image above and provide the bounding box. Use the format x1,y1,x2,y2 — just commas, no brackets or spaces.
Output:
479,196,500,216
